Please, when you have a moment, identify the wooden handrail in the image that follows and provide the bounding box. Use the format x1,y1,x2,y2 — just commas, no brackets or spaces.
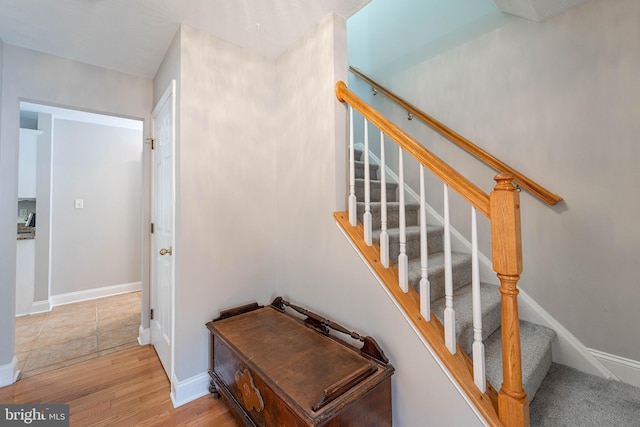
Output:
349,66,562,207
336,80,529,426
336,81,491,218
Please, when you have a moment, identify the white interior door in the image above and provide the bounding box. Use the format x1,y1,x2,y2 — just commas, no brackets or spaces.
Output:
151,80,176,378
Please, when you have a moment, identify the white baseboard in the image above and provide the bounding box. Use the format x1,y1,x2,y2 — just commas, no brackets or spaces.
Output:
30,299,51,315
0,356,19,388
138,326,151,345
588,348,640,387
50,281,141,307
170,372,210,408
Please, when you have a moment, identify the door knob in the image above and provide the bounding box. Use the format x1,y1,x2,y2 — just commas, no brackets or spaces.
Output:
159,247,172,256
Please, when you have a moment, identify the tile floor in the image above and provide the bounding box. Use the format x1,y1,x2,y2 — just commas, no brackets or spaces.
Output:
14,291,141,379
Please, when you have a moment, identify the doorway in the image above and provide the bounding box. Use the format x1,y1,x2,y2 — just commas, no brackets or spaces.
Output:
14,102,144,377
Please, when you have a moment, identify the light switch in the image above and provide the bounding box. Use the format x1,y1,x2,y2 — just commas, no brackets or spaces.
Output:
74,199,84,209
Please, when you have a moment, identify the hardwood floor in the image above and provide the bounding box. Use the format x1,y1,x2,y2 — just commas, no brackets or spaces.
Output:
0,345,240,426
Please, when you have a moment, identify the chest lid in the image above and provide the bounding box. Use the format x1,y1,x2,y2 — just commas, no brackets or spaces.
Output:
208,303,392,415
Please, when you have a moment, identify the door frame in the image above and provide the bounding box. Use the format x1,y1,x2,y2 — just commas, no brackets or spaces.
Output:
150,80,177,384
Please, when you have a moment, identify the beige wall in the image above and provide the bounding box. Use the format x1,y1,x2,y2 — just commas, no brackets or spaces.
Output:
362,0,640,361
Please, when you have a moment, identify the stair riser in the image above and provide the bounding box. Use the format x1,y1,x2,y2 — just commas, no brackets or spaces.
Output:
484,321,556,404
354,180,398,203
357,204,419,229
438,296,501,355
452,306,502,356
525,349,553,402
354,162,379,180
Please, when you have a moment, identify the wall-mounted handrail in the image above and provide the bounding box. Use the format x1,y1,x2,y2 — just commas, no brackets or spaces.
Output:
336,81,491,218
349,66,562,207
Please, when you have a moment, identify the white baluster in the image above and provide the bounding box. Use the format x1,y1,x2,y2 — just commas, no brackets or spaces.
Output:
363,119,372,246
443,183,456,354
398,147,408,292
348,105,357,226
471,207,486,392
419,165,430,321
379,131,389,268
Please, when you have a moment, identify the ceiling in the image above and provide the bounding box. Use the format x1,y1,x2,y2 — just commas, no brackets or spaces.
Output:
0,0,370,79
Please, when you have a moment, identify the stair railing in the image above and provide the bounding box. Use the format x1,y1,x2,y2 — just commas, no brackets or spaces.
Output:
349,66,562,207
336,80,529,427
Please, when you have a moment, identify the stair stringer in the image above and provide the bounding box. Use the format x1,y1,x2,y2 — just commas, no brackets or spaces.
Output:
334,211,501,427
355,142,617,384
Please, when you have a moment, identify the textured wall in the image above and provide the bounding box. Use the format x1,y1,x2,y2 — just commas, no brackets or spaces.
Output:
171,25,277,381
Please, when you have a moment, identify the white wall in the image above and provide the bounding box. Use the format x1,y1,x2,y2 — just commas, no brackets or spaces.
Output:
0,45,152,371
274,14,484,426
152,16,485,424
350,0,640,362
348,0,506,74
50,119,142,295
34,113,52,303
153,28,181,107
0,37,15,370
155,25,278,382
15,239,35,316
0,39,3,112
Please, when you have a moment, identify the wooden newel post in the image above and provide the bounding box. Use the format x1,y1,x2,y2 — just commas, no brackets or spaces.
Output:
490,173,530,427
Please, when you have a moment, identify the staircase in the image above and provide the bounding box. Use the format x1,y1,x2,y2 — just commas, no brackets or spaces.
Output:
337,75,640,426
353,148,559,409
350,149,640,426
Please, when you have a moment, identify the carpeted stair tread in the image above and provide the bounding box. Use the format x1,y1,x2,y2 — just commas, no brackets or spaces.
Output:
484,320,556,403
530,363,640,427
407,251,472,301
431,282,502,355
372,225,444,260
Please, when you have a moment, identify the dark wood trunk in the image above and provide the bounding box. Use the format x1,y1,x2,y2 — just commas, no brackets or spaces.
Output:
206,301,394,426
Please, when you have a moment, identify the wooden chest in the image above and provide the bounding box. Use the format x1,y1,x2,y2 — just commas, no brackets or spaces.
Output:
206,298,394,426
